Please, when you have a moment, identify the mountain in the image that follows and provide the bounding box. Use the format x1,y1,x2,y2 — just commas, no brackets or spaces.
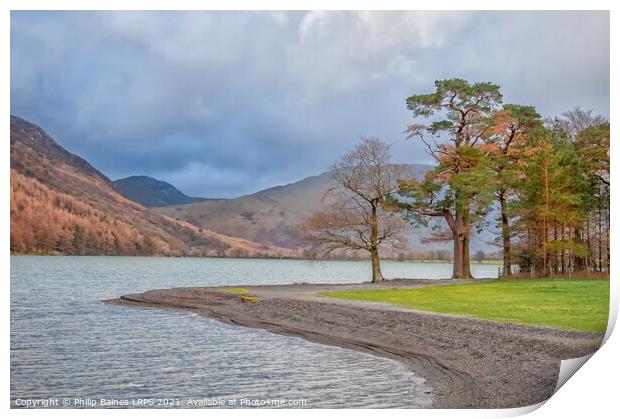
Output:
155,172,334,249
114,175,212,207
154,165,435,250
10,115,291,258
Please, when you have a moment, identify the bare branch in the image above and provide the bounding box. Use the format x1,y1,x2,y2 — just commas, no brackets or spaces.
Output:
299,137,407,261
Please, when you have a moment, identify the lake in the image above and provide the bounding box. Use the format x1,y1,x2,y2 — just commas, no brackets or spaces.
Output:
10,256,500,408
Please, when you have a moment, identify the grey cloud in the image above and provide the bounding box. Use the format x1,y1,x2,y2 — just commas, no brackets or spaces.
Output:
11,11,609,198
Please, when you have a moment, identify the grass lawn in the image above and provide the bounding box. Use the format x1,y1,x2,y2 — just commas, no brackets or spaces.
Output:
319,278,609,333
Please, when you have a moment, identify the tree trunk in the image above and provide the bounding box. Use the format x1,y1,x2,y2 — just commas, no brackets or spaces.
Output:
586,216,591,276
499,191,512,277
462,209,473,279
370,247,384,283
567,225,573,278
452,231,465,279
598,189,603,272
553,222,558,275
451,210,473,279
543,162,550,277
560,224,566,274
603,187,610,272
573,226,585,273
462,233,473,279
369,202,384,283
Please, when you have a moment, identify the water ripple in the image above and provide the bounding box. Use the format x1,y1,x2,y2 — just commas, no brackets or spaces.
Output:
11,256,498,408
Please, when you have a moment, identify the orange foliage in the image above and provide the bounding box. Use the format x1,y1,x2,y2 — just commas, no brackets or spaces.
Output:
10,170,165,255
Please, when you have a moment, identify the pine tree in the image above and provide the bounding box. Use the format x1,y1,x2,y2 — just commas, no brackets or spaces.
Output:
399,79,501,279
512,127,589,276
487,104,542,276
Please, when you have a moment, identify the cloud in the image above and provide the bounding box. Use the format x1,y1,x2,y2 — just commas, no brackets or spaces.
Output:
10,11,609,198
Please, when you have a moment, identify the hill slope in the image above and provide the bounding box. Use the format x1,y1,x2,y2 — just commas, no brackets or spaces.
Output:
155,165,433,250
10,115,290,258
114,175,211,207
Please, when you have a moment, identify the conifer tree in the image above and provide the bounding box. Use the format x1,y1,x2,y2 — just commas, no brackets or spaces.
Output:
487,104,542,276
399,79,501,279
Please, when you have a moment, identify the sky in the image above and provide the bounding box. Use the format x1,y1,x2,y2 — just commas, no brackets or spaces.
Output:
11,11,610,198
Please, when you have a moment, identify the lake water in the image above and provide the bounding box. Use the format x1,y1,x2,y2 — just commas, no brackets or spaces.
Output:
10,256,500,409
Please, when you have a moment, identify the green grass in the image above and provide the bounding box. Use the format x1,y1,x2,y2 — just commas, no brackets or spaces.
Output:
217,287,252,294
319,278,609,333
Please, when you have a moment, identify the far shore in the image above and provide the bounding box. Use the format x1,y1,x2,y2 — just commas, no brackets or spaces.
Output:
105,278,602,409
10,253,503,265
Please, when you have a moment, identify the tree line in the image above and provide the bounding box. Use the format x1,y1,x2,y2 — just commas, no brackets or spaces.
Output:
300,79,609,282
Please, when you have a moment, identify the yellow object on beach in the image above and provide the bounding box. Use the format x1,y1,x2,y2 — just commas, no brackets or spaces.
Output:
240,296,259,303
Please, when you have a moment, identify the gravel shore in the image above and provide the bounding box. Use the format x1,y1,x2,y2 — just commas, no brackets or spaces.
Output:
105,279,603,409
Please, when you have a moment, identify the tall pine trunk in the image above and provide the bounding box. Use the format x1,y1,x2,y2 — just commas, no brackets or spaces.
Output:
586,216,592,275
451,210,473,279
543,162,550,277
603,189,610,272
462,233,472,278
499,191,512,277
452,230,465,278
553,222,559,275
560,224,566,274
462,209,473,279
598,190,603,272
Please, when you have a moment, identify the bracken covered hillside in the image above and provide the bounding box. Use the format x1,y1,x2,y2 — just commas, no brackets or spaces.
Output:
10,115,291,258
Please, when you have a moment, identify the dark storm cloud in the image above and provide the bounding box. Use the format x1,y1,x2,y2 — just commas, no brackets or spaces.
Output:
10,11,609,198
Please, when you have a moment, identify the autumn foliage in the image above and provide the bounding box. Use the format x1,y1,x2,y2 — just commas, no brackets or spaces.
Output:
9,115,291,258
11,170,168,255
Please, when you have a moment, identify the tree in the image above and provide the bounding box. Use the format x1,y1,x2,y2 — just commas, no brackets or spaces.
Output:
487,104,542,276
474,250,486,263
399,79,502,279
575,123,610,272
576,123,610,186
550,106,608,139
512,127,590,277
299,137,407,283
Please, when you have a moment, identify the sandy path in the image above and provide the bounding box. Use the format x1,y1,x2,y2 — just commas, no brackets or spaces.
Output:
105,279,602,409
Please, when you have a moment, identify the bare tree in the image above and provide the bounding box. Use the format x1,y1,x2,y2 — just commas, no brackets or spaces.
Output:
546,106,608,139
474,250,486,263
299,137,407,283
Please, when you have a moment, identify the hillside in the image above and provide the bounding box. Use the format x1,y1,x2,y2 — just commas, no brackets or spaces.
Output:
114,175,212,207
10,115,290,258
155,165,435,250
155,172,332,249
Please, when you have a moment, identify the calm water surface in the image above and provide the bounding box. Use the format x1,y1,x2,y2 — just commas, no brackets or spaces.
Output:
11,256,500,408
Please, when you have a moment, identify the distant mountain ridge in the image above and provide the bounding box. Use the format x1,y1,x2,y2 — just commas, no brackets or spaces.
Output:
154,164,434,250
114,175,212,207
10,115,291,258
